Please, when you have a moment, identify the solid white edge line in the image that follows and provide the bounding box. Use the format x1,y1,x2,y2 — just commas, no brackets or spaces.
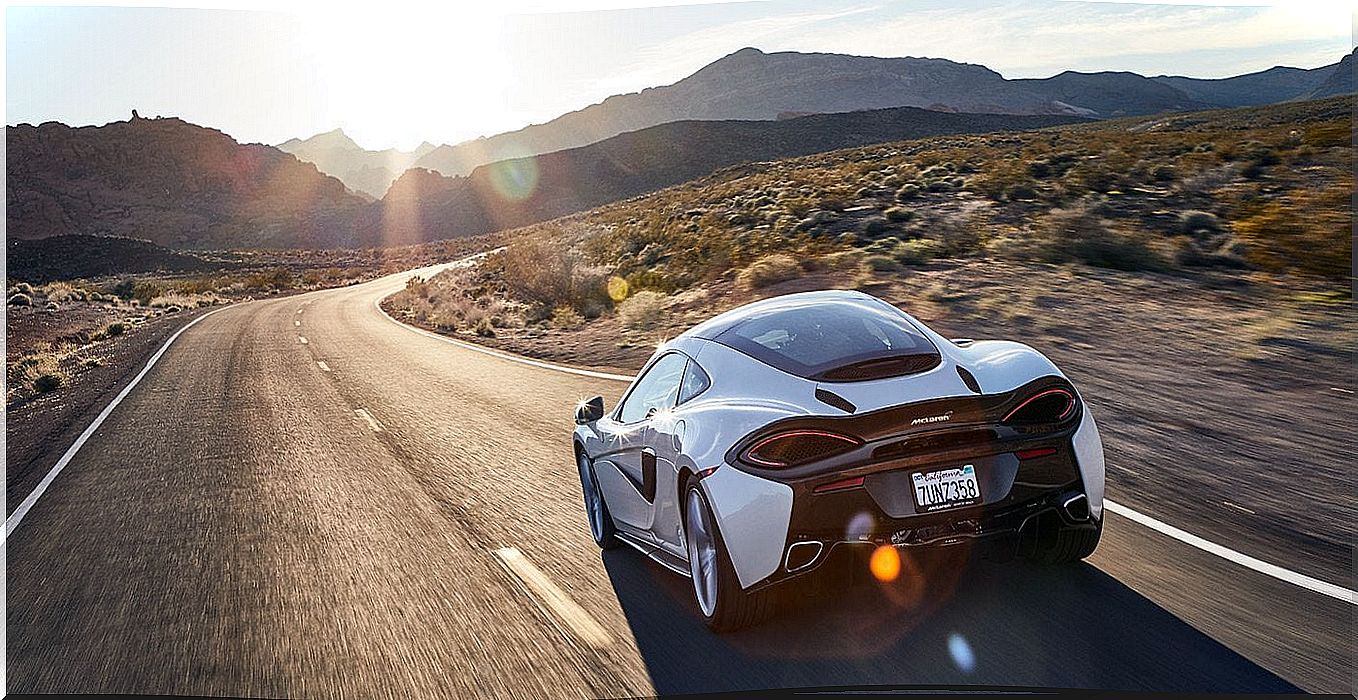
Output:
373,297,634,382
377,288,1356,605
4,305,232,540
493,546,612,649
1102,500,1355,605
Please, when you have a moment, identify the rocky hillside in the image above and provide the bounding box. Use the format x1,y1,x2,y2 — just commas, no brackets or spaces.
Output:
277,128,435,198
1154,48,1355,107
411,47,1353,178
6,116,372,248
378,106,1088,242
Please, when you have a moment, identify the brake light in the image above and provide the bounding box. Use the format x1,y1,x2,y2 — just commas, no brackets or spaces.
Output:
743,430,859,468
1002,388,1075,424
1015,447,1057,460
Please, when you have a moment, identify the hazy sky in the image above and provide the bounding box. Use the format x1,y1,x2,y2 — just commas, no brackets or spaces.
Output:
5,1,1352,150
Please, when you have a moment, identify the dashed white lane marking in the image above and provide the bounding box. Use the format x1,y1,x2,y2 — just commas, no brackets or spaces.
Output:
316,361,331,372
493,547,611,650
1222,501,1256,515
4,306,233,539
354,408,383,432
380,293,1355,605
298,336,308,345
1103,500,1355,604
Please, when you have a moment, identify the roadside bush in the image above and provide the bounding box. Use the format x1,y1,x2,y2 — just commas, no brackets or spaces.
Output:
1178,210,1221,235
737,254,802,289
859,216,890,236
895,184,921,201
618,290,667,330
1233,184,1350,279
884,207,914,223
14,282,33,295
1026,206,1164,271
105,321,128,337
550,306,584,330
894,238,947,265
865,255,899,272
474,318,496,337
34,372,65,393
8,293,32,306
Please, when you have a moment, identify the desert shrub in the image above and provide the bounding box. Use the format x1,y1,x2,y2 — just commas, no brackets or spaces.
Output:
105,321,128,337
44,301,60,311
497,238,575,309
474,318,496,337
34,372,65,393
8,293,32,306
1006,183,1038,201
865,255,899,272
1150,164,1176,182
618,290,667,330
884,207,914,223
1174,234,1248,268
737,254,802,289
14,282,33,295
1233,184,1350,279
550,306,584,330
894,238,947,265
859,216,890,236
43,282,79,303
895,184,921,201
131,280,164,305
1026,206,1164,271
1178,210,1221,235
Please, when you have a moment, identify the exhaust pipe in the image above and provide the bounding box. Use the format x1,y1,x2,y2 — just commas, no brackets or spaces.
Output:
1060,493,1090,522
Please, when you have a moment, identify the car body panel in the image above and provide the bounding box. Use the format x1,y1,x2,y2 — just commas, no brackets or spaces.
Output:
573,289,1107,594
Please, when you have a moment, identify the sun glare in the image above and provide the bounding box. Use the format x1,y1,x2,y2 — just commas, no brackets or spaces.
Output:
297,6,511,150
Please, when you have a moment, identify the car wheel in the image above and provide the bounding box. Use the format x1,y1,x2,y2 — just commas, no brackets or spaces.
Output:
1027,518,1102,564
578,452,618,549
684,486,774,631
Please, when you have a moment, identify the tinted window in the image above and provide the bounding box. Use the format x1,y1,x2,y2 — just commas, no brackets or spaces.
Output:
714,300,938,381
617,353,687,423
677,359,711,405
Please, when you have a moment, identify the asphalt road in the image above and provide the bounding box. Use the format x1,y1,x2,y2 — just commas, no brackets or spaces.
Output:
6,264,1353,697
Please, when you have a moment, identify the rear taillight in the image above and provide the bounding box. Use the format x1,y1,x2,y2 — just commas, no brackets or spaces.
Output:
1002,388,1075,424
743,430,859,468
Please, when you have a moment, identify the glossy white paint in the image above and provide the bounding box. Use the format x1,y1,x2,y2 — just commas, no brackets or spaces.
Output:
1072,408,1106,520
699,465,794,589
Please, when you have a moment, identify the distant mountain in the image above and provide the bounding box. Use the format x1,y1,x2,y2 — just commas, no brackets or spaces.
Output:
6,115,371,248
377,106,1088,243
7,235,226,283
411,47,1353,179
1154,48,1354,107
277,128,435,198
1304,50,1354,99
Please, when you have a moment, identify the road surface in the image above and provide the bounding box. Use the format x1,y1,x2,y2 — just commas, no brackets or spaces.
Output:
6,264,1353,697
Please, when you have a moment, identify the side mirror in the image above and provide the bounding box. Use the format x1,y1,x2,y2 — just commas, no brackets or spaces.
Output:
575,396,605,425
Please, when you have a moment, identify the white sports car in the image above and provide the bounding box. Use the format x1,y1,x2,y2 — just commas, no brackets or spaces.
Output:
572,290,1105,630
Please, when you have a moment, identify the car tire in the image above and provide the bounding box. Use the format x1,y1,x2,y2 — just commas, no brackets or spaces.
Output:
684,486,775,632
1027,518,1102,564
578,452,618,550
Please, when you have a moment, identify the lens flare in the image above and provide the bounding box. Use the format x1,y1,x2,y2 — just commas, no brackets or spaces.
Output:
869,545,900,582
948,633,976,673
607,276,629,302
487,156,539,201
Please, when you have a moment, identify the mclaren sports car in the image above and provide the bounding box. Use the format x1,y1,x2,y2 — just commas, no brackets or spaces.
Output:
572,290,1106,630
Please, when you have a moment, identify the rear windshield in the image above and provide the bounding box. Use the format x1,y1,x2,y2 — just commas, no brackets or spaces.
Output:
713,300,939,381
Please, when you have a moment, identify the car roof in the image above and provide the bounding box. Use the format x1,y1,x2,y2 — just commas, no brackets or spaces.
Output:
678,289,892,341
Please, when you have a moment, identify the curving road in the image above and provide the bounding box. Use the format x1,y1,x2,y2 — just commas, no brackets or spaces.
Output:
5,264,1352,696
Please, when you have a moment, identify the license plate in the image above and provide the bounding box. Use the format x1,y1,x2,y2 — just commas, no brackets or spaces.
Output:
912,464,980,512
